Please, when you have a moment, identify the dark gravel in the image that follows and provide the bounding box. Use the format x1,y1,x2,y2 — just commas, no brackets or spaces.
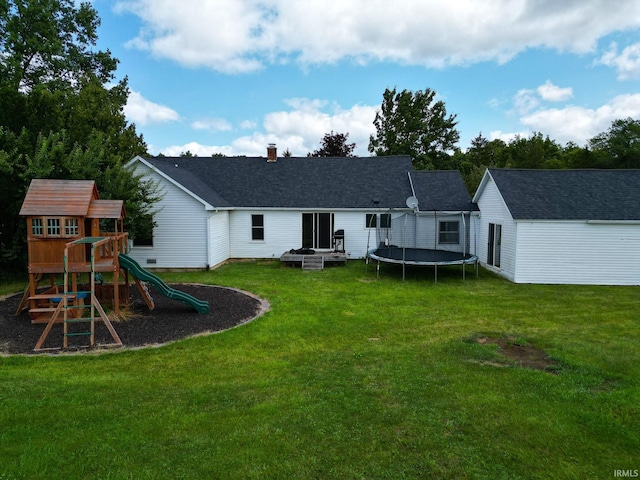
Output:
0,284,267,355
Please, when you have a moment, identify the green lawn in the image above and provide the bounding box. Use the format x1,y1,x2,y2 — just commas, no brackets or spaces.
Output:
1,261,639,479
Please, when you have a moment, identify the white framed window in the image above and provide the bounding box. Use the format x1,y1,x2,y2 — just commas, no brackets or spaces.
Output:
488,223,502,268
366,213,391,229
439,221,460,244
251,214,264,241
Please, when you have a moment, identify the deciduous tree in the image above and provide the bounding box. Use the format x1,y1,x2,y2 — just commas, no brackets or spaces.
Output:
0,0,157,274
310,131,356,157
368,87,459,169
589,118,640,168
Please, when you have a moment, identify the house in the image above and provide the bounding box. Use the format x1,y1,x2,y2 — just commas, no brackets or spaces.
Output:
126,148,477,269
472,168,640,285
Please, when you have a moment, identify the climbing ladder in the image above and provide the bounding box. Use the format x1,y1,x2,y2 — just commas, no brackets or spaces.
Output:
33,237,122,351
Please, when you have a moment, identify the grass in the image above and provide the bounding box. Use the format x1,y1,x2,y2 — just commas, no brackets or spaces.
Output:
1,260,639,479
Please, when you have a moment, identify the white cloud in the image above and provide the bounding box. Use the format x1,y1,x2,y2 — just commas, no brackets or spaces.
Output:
520,93,640,145
115,0,640,72
599,42,640,80
150,98,377,157
537,80,573,102
513,81,574,116
489,130,530,144
124,90,180,126
191,118,233,132
149,142,235,157
513,89,541,114
261,100,377,156
240,120,258,130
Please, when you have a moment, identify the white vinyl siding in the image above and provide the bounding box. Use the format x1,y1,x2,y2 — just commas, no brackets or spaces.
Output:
514,221,640,285
229,210,397,260
208,211,229,268
229,211,300,258
129,165,209,269
475,176,517,281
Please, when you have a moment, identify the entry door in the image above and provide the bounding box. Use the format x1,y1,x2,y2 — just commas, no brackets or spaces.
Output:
302,213,334,249
487,223,502,268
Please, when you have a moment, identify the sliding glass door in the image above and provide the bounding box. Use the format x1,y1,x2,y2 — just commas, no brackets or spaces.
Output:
302,213,334,249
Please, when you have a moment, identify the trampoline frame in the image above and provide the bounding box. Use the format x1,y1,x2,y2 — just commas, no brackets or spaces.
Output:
368,245,478,281
365,204,479,281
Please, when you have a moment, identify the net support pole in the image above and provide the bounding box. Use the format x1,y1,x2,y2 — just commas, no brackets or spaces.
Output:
402,214,407,281
462,211,467,281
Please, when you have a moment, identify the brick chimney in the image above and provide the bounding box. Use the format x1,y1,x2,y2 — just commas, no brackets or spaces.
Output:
267,143,277,162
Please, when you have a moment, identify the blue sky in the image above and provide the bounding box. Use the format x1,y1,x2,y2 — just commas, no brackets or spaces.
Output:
93,0,640,157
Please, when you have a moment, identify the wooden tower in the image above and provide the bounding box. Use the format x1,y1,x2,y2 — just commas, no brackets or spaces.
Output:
18,179,129,350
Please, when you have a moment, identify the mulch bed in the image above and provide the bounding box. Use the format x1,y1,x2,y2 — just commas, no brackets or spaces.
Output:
0,284,267,355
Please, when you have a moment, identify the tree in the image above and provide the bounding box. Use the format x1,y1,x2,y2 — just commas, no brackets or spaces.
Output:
455,133,509,193
505,133,563,169
310,131,356,157
0,1,157,274
0,0,117,93
368,87,459,169
589,118,640,168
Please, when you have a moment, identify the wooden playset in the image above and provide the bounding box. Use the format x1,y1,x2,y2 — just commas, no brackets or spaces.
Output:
17,178,210,352
17,179,143,351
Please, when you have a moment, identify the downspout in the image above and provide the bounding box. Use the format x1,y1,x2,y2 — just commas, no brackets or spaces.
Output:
206,211,212,270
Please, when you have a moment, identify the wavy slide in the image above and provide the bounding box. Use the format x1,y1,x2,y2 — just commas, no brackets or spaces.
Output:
118,253,210,314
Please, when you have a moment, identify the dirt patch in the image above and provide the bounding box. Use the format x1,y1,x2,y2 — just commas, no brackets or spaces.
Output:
0,284,268,355
476,336,559,373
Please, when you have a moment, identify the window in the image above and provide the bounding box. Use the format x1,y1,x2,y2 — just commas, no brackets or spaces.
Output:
47,218,60,236
439,221,460,244
487,223,502,268
65,218,79,237
366,214,377,228
133,214,154,246
251,214,264,241
366,213,391,228
31,218,43,236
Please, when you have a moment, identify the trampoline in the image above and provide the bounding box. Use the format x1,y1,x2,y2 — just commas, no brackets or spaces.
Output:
368,245,478,281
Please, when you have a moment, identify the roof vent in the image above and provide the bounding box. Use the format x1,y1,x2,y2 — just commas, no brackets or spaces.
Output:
267,143,277,162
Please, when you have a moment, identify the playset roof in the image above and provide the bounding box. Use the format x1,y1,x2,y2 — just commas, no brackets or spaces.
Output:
19,179,99,217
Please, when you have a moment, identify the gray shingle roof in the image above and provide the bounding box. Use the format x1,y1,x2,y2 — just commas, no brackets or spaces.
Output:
488,168,640,220
410,170,478,212
142,155,476,211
